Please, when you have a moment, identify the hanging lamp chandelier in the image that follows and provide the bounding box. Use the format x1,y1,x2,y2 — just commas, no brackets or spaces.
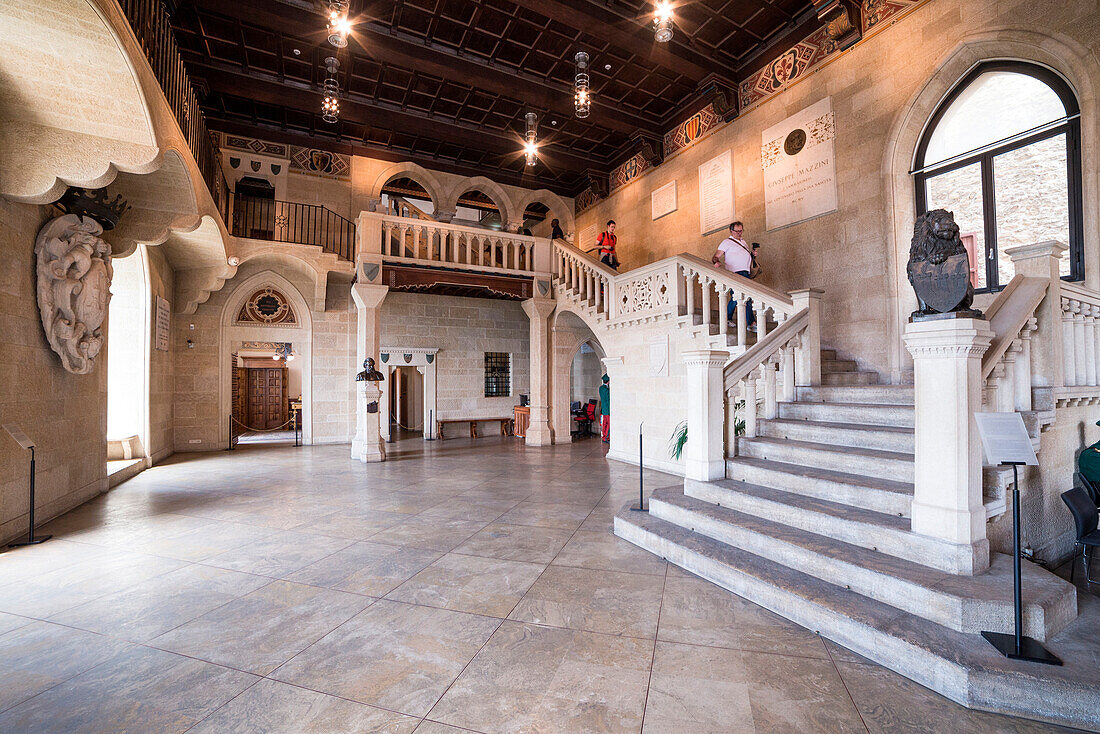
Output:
326,0,351,48
653,1,674,43
322,56,340,123
524,112,539,166
574,51,590,119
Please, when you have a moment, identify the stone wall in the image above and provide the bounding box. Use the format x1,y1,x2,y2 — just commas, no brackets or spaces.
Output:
380,293,530,419
146,246,175,462
0,200,107,543
576,0,1100,382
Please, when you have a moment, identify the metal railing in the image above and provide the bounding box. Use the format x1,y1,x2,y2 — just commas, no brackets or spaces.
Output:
231,195,356,261
118,0,228,217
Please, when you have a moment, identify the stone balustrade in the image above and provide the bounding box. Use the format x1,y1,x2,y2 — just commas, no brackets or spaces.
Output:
1059,283,1100,390
553,240,616,320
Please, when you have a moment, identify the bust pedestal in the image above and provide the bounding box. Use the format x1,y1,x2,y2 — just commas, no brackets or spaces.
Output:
354,381,386,463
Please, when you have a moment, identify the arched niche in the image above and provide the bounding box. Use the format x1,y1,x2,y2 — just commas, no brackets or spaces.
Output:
369,162,446,215
442,176,516,229
514,189,574,236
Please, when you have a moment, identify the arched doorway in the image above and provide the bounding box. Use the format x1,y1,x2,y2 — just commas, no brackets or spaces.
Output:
453,188,504,230
106,244,149,474
569,340,605,439
550,309,606,442
381,177,437,219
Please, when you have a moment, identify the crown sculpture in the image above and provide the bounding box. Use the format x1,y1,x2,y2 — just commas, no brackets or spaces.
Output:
34,187,129,374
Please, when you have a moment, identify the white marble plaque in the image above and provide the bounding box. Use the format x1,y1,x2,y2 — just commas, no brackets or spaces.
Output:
651,180,677,220
578,224,597,254
975,412,1038,466
762,97,837,230
698,151,734,235
155,295,170,351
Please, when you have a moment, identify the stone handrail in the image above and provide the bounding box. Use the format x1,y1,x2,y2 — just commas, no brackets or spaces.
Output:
360,210,549,277
979,274,1047,414
553,240,617,319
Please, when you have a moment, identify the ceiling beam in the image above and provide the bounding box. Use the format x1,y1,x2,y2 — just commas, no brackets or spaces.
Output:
191,58,606,174
513,0,729,83
185,0,658,135
208,118,579,196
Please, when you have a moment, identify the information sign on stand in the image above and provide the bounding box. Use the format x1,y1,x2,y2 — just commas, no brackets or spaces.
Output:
974,412,1060,665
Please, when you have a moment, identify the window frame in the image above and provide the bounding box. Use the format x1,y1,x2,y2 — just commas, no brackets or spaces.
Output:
484,352,512,398
914,61,1083,292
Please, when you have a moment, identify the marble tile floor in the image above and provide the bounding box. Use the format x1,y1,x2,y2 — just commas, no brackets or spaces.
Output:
0,435,1086,733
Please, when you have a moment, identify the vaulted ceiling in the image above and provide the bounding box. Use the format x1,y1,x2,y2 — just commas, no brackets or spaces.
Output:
170,0,818,196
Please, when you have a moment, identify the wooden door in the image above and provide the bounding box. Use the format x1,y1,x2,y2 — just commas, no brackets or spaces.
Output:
246,367,288,430
230,353,244,446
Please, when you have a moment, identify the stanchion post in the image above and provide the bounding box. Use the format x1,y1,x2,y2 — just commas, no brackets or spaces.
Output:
427,409,435,441
294,410,300,447
9,446,51,547
638,422,642,515
980,461,1062,665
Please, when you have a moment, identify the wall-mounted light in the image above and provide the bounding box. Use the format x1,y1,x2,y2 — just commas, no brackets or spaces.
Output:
322,56,340,124
227,256,240,267
326,0,351,48
186,339,195,349
574,51,590,119
524,112,538,166
654,1,674,43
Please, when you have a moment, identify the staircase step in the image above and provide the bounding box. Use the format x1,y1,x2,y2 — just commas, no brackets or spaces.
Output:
821,370,880,386
778,400,914,428
687,477,977,573
822,358,859,372
736,436,914,482
723,456,912,516
796,385,914,405
647,488,1074,640
614,506,1100,730
758,418,914,453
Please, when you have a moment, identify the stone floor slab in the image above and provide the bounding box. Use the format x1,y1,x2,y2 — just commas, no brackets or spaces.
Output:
386,552,545,617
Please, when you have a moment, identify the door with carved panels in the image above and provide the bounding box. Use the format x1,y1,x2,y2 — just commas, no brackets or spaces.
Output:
247,367,288,430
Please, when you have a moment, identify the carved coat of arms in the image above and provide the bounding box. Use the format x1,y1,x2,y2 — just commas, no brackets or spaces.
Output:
35,214,114,374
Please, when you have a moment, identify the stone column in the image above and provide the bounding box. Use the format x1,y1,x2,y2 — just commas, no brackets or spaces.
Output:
904,317,994,575
522,297,557,446
351,283,388,459
422,360,438,440
683,350,730,481
789,288,824,386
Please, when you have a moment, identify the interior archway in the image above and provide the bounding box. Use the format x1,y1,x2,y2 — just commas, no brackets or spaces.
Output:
106,244,150,471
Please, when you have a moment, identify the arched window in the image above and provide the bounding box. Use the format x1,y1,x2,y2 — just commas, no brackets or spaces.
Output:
914,62,1082,291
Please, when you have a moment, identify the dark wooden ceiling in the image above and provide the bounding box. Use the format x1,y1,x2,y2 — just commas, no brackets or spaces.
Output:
171,0,816,196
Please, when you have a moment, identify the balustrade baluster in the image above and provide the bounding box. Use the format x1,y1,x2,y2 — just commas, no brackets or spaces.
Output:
1063,302,1077,386
736,298,747,346
1015,324,1035,411
742,374,758,439
756,304,769,339
763,360,778,419
701,277,713,328
1073,301,1088,386
1087,305,1098,386
781,343,796,403
719,286,729,339
686,272,696,321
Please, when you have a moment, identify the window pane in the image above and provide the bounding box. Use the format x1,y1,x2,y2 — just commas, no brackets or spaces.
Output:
925,72,1066,167
994,133,1070,281
925,162,986,290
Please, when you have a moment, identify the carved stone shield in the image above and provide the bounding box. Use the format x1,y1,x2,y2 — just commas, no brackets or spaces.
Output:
910,252,970,313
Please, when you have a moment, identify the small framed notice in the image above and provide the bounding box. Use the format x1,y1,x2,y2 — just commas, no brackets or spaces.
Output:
578,224,597,254
698,150,734,235
3,424,34,450
975,412,1038,466
155,295,171,352
651,180,677,220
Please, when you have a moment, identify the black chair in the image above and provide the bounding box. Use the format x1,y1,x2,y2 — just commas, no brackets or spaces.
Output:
571,400,597,438
1061,487,1100,585
1073,471,1100,506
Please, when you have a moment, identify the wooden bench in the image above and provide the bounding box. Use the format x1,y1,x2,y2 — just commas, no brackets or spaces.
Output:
437,417,514,439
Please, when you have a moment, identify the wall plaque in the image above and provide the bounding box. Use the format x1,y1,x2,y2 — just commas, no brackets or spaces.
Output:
698,151,734,235
762,97,837,230
578,224,597,253
155,295,170,351
651,180,677,220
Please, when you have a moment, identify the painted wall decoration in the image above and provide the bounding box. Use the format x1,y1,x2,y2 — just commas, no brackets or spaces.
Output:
574,187,600,215
223,135,288,157
237,287,298,325
290,146,351,180
610,153,650,192
762,97,838,230
663,104,721,158
863,0,923,31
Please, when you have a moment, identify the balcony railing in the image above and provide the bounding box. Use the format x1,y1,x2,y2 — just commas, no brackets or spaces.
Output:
118,0,229,217
231,195,356,261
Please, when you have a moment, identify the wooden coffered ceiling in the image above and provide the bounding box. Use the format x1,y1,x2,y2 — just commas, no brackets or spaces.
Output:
170,0,819,196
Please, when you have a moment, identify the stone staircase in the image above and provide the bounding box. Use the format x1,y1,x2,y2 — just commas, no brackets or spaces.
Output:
615,362,1100,728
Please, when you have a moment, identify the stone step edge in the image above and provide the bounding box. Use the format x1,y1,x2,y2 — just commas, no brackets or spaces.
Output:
648,488,1072,640
737,434,914,463
723,456,913,502
613,508,1100,730
688,478,984,573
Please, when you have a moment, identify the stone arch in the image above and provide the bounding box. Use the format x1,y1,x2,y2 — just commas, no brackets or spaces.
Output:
550,309,606,441
0,0,160,203
368,162,446,213
218,270,315,446
514,189,574,235
881,27,1100,383
441,176,517,229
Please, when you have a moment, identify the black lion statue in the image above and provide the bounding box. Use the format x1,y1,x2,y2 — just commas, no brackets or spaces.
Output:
906,209,977,317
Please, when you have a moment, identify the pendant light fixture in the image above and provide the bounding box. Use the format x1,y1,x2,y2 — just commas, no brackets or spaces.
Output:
574,51,590,119
524,112,539,166
653,1,674,43
322,56,340,124
326,0,351,48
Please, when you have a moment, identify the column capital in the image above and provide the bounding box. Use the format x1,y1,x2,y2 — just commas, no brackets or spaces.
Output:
682,349,731,368
522,297,556,320
788,287,825,300
903,318,993,359
1005,240,1066,280
351,282,388,310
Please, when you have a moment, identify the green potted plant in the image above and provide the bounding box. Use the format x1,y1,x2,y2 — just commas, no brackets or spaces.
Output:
669,400,746,459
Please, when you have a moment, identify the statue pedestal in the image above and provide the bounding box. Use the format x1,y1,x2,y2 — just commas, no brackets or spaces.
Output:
354,382,386,463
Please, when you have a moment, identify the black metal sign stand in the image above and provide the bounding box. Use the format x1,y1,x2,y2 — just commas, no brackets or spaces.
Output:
632,424,646,512
9,446,52,548
980,461,1061,665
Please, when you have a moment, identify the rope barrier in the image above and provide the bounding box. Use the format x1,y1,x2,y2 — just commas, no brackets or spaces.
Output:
231,415,297,433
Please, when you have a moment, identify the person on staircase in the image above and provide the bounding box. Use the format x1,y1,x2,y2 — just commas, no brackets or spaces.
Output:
712,221,757,332
597,220,619,271
550,219,565,240
599,374,611,443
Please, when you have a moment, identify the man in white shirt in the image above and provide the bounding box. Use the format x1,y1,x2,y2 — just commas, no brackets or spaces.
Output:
711,221,756,329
